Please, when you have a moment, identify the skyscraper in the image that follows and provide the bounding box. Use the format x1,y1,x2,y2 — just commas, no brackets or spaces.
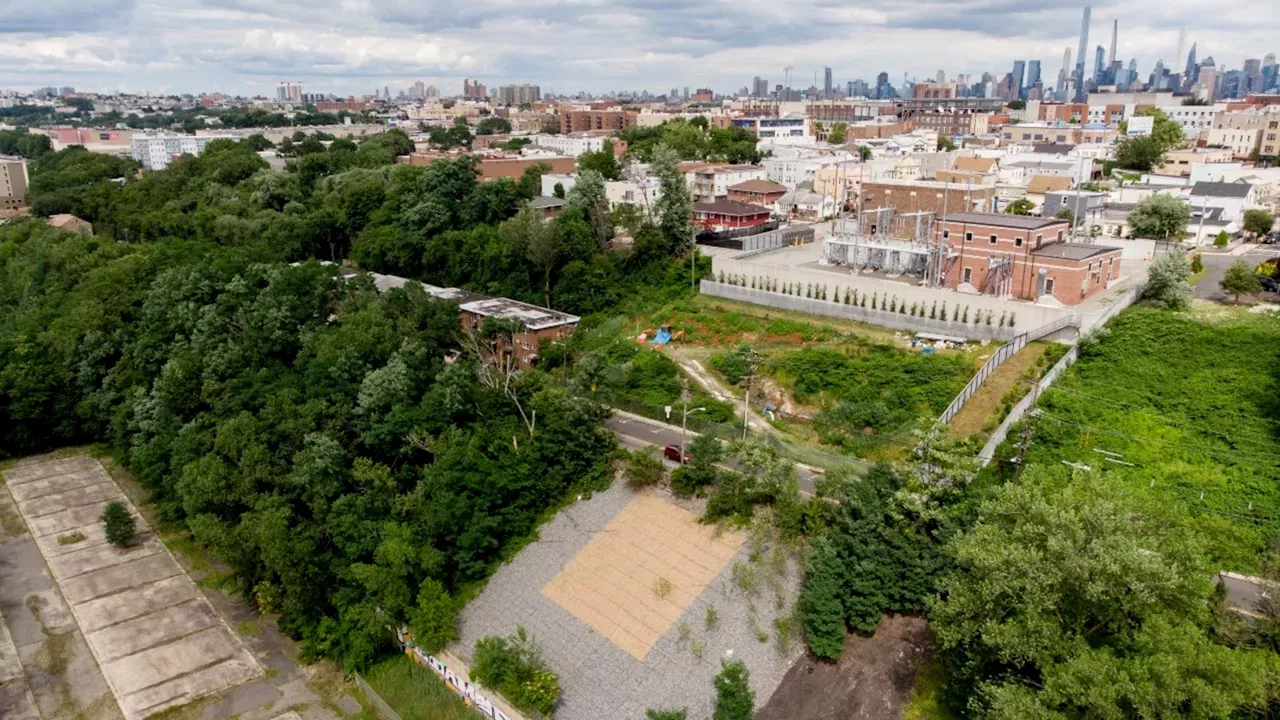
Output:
936,69,946,84
1094,45,1107,84
1057,46,1073,96
1109,19,1118,65
823,67,833,96
1074,5,1091,101
1184,43,1198,83
1012,60,1026,98
1026,60,1042,89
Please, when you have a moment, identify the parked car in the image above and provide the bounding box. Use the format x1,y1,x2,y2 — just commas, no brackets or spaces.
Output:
663,444,691,463
1259,274,1280,293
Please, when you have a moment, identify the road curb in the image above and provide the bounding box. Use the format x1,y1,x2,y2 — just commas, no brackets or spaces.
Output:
607,408,826,476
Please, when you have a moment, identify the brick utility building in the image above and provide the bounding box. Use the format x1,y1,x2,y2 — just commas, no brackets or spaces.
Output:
693,200,773,231
861,179,998,218
940,213,1122,305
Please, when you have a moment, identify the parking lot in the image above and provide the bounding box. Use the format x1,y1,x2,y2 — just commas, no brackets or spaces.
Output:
1,456,261,720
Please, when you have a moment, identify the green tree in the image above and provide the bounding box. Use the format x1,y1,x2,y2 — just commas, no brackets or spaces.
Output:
1220,259,1263,303
930,468,1273,718
1114,134,1167,171
1191,253,1203,273
624,447,665,488
856,145,872,162
1007,99,1026,110
102,501,136,547
827,122,848,144
713,659,754,720
937,136,957,151
1004,198,1035,216
1127,193,1191,239
1142,250,1193,310
577,139,622,180
475,117,512,136
1136,107,1186,151
651,143,695,255
1244,208,1275,236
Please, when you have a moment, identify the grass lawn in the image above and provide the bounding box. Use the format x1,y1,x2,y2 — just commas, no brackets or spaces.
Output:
641,294,905,347
361,655,475,720
946,342,1058,441
1009,305,1280,571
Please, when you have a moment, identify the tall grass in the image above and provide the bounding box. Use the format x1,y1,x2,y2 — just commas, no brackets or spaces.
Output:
361,655,475,720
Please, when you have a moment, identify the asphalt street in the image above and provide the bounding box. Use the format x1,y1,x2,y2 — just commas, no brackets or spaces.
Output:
1194,246,1280,301
1218,572,1270,618
604,412,823,495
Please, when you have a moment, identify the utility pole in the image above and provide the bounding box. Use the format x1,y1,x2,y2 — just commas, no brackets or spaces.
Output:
739,347,765,440
681,402,705,463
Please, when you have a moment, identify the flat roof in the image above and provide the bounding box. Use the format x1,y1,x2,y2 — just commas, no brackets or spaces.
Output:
943,212,1068,230
459,297,580,330
1032,242,1121,261
694,200,772,216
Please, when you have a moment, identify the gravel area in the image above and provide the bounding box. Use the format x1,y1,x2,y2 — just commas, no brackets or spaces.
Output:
452,480,803,720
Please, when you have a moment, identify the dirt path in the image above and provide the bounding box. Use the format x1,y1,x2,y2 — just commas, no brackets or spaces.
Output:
755,614,934,720
946,342,1050,441
668,348,778,435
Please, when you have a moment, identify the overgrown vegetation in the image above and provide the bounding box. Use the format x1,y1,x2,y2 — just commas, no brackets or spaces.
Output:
362,655,475,720
471,626,560,716
712,659,755,720
994,307,1280,570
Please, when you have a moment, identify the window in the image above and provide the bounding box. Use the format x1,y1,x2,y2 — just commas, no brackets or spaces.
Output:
965,232,973,243
989,235,998,245
1036,234,1043,248
1015,237,1024,247
963,267,973,284
1057,231,1064,242
1044,277,1055,296
942,229,950,239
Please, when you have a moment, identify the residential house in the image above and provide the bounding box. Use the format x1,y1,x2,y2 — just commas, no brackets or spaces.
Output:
526,196,565,219
1024,175,1073,211
1189,181,1258,223
727,179,788,206
46,214,93,234
692,200,773,231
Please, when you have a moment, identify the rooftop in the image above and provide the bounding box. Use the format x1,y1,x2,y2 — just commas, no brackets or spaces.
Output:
1031,242,1122,261
943,212,1069,230
527,196,566,210
459,297,580,330
1032,143,1075,155
694,200,772,216
1190,181,1255,198
727,179,787,193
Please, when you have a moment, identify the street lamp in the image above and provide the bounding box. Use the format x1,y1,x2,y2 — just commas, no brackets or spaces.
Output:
681,404,706,464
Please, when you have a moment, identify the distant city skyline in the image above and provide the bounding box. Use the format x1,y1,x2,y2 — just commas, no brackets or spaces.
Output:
0,0,1276,97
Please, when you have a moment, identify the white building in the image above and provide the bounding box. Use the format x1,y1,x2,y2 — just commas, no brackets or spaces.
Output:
530,133,613,157
1188,181,1259,223
605,178,663,209
540,173,577,198
131,134,237,170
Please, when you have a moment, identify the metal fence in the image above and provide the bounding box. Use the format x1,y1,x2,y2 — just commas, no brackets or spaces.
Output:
935,313,1081,425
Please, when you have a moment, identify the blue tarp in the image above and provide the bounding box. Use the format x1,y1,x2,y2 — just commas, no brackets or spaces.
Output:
653,328,672,345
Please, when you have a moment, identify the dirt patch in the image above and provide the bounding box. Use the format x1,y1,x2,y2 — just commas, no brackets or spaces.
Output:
946,342,1050,441
755,614,933,720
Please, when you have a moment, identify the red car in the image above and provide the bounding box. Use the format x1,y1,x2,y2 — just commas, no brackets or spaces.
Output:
663,444,691,463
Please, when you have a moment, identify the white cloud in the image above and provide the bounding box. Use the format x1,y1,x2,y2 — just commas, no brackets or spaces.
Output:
0,0,1273,96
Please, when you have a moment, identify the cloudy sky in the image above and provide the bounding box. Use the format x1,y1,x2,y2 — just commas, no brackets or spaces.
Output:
0,0,1273,97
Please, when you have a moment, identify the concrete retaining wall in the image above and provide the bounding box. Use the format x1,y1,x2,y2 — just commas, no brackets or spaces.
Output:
702,281,1023,341
709,255,1072,332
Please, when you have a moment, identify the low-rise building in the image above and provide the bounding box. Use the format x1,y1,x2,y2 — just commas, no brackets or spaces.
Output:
0,155,29,210
861,179,998,216
131,133,238,170
727,179,788,206
692,200,773,231
682,164,768,202
1189,180,1258,223
1156,148,1235,177
46,213,93,234
940,213,1122,305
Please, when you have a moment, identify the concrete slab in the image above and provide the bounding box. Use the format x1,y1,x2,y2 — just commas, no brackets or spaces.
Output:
6,472,110,503
87,600,219,663
77,577,198,634
2,456,262,720
0,676,41,720
2,458,98,485
47,536,165,582
23,482,120,518
59,552,182,605
123,654,261,719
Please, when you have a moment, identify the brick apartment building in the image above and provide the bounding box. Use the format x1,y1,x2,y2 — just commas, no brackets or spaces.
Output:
860,179,998,218
940,213,1122,306
559,109,638,134
693,200,773,231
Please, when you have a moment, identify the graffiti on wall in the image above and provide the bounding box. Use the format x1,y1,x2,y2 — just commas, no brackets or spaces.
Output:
395,628,519,720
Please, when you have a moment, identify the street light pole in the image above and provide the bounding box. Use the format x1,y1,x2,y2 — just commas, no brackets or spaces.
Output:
681,404,705,464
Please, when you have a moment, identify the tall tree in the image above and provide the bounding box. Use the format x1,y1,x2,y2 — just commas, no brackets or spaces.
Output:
650,143,694,255
577,140,622,181
1220,259,1263,303
1142,250,1194,310
1127,194,1191,239
930,468,1273,718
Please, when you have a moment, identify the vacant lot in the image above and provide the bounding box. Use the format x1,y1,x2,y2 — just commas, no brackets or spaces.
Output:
453,481,803,720
1,456,261,720
1012,306,1280,571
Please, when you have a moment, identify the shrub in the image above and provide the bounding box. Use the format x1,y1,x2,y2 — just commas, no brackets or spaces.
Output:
471,626,560,716
713,659,755,720
646,710,688,720
1191,254,1203,274
409,578,457,653
1142,251,1193,310
102,501,136,547
1214,231,1229,247
624,447,666,488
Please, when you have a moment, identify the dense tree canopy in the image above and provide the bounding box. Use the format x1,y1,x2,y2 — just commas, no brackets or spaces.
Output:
619,118,761,164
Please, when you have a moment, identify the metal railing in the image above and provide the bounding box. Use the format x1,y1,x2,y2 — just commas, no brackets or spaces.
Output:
936,313,1081,426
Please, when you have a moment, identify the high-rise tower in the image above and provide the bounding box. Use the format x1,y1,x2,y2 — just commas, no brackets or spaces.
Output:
1074,6,1091,101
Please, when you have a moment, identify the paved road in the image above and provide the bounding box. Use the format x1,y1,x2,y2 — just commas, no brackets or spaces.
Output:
604,412,824,495
1218,572,1271,618
1194,246,1280,301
